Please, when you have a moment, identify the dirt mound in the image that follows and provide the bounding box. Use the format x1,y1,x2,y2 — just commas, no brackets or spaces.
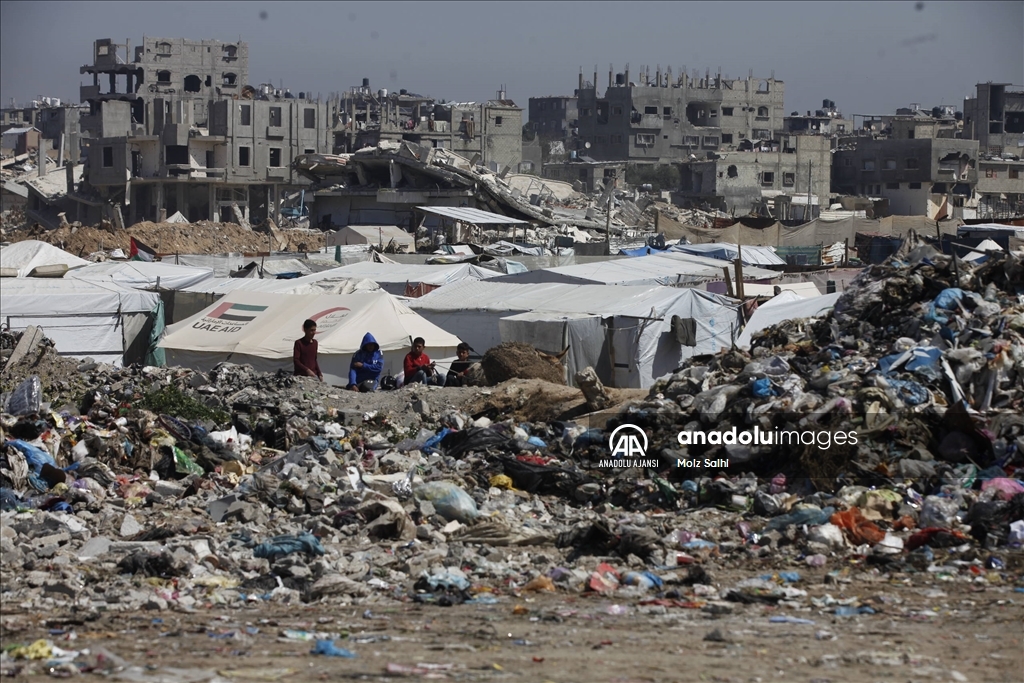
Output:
465,378,646,423
8,221,325,257
1,330,86,409
481,342,566,385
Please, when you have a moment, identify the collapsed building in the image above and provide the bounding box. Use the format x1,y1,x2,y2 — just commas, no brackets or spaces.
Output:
575,66,785,163
330,80,524,176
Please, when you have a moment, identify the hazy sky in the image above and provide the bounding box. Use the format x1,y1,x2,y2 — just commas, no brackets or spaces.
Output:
1,0,1021,117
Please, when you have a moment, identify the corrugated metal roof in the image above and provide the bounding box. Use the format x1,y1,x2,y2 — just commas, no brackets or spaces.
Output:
417,206,529,225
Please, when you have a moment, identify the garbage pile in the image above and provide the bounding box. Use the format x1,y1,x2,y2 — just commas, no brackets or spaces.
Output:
1,241,1023,676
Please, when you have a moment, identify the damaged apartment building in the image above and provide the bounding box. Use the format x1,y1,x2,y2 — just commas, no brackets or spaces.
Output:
963,82,1024,219
676,133,832,219
75,37,329,226
832,108,978,219
329,80,523,175
574,66,785,163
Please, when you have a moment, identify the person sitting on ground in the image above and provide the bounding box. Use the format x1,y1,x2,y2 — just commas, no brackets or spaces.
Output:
347,332,383,392
404,337,444,386
294,319,323,382
445,342,474,387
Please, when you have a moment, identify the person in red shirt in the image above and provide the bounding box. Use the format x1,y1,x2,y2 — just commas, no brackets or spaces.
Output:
403,337,444,386
293,319,323,381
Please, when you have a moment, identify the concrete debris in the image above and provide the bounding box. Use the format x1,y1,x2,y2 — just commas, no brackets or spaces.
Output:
0,242,1022,681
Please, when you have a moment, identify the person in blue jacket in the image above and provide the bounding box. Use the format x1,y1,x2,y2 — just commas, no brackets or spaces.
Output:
348,332,383,392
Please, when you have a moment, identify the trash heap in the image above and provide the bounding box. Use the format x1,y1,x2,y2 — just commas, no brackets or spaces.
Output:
1,241,1023,677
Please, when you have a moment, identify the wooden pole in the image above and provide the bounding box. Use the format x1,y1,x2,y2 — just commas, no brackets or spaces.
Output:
722,266,734,298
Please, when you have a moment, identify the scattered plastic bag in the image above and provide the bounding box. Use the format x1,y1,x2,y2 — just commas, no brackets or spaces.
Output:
4,375,42,416
413,481,480,523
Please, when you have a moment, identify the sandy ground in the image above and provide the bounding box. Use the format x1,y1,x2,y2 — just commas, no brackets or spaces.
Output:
2,569,1022,682
7,221,325,257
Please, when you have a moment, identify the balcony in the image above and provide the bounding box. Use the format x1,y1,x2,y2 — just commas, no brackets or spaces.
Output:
266,125,285,139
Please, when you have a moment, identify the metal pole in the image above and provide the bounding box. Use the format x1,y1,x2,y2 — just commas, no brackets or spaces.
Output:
605,180,614,256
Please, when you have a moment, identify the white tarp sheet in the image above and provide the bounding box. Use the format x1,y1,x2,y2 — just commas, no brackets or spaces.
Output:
411,280,740,388
310,262,498,295
670,242,787,266
490,251,778,286
498,312,605,387
736,291,842,349
65,261,215,290
160,290,462,385
0,240,90,277
0,277,160,365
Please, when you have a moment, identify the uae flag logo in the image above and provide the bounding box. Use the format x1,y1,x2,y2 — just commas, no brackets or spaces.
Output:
207,302,268,322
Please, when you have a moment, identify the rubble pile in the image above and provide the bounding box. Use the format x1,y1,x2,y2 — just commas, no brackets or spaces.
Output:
6,220,326,257
1,241,1023,678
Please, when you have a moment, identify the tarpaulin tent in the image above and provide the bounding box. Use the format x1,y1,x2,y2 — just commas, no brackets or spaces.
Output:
735,291,842,349
669,242,786,266
307,261,498,296
498,312,607,387
411,280,740,388
488,251,778,287
64,261,215,291
159,290,462,385
0,277,162,366
0,240,90,277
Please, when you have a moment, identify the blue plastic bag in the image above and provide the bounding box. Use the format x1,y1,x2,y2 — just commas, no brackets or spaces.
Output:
6,439,56,474
751,378,773,398
311,640,356,658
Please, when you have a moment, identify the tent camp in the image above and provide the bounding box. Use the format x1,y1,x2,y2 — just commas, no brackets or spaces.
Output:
326,225,415,252
64,261,215,290
0,240,90,278
159,290,462,385
0,277,163,366
410,280,741,388
735,291,842,349
488,251,778,287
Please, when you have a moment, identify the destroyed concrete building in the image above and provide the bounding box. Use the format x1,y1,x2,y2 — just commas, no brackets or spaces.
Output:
832,111,978,218
542,157,626,194
330,80,524,174
79,37,250,132
781,99,854,137
676,134,832,218
1,100,86,165
574,66,785,163
963,83,1024,219
527,95,578,141
72,37,331,226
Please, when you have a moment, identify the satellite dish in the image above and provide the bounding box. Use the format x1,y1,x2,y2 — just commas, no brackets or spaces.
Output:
584,142,591,149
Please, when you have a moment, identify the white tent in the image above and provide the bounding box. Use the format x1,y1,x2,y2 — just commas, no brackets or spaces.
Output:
670,242,787,266
736,291,842,349
498,312,606,387
305,262,498,295
159,290,462,385
489,251,778,287
64,261,215,290
410,280,740,388
0,240,90,277
0,277,161,366
326,225,415,252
